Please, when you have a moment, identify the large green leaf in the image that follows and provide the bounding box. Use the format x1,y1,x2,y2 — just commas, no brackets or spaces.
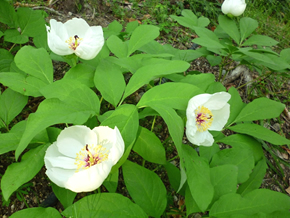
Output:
237,158,267,196
210,147,255,183
242,35,279,46
10,207,62,218
179,73,215,91
137,82,202,110
17,7,46,37
4,29,28,44
210,189,290,217
107,35,128,58
239,17,258,43
133,126,166,165
234,97,285,123
218,15,240,44
181,144,214,212
226,87,245,126
94,59,125,107
14,46,53,84
51,183,77,209
1,143,50,201
219,134,264,164
0,88,28,126
63,64,95,87
16,86,100,159
62,193,147,218
0,72,48,97
127,25,160,56
193,27,225,49
199,143,220,162
122,160,167,217
0,48,13,72
164,162,181,192
228,123,290,145
123,60,189,99
0,0,16,27
210,165,238,204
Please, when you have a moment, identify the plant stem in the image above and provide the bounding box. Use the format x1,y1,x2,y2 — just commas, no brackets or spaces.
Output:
151,115,156,132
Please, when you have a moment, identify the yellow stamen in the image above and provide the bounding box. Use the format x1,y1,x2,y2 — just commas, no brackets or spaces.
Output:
195,106,213,132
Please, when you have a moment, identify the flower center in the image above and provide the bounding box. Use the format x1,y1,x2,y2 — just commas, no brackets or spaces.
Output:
195,106,213,132
65,35,83,50
75,144,109,172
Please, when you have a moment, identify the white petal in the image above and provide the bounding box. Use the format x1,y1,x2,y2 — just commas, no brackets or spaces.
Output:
47,20,72,55
44,142,76,170
222,0,246,16
210,103,230,131
64,18,90,37
187,94,212,112
57,125,98,158
204,92,231,110
65,160,113,192
92,126,125,165
46,167,75,188
189,130,214,146
76,26,104,60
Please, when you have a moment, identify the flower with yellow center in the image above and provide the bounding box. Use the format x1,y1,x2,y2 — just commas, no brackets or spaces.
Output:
44,125,124,193
46,18,104,60
186,92,231,146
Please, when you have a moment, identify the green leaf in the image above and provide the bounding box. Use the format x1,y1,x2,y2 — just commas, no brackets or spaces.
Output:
210,147,255,183
237,158,267,196
234,97,285,123
10,207,62,218
0,72,48,97
123,60,189,99
101,104,138,149
33,31,49,50
193,27,225,49
0,88,28,126
240,17,258,43
63,64,95,87
164,162,181,192
62,193,147,218
218,15,240,44
0,0,16,27
103,170,119,193
199,143,220,162
14,46,53,84
133,126,166,164
210,165,238,204
17,7,46,37
242,35,279,46
4,29,29,44
51,183,76,209
128,25,160,56
107,35,128,58
180,73,215,91
0,48,13,72
1,143,50,201
206,55,222,66
228,123,290,145
181,144,214,212
94,59,125,107
206,82,226,94
122,160,167,217
137,82,202,110
170,10,198,29
219,134,264,164
280,48,290,63
227,87,245,126
210,189,290,217
16,87,99,159
103,20,123,38
185,185,202,215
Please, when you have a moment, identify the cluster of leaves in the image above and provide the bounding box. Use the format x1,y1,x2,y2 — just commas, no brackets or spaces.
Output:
0,1,290,218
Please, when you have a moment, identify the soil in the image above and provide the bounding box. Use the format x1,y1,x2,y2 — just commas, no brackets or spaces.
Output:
1,1,290,217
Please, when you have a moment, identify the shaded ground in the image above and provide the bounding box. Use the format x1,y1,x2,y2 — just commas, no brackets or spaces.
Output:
1,1,290,217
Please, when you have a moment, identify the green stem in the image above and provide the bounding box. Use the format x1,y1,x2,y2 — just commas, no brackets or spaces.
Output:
151,115,157,132
9,43,16,52
167,155,179,162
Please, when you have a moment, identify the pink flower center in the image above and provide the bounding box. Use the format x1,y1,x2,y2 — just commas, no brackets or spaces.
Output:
195,106,213,132
75,144,108,172
65,35,82,50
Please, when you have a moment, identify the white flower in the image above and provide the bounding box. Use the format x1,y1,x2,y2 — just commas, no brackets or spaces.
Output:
44,125,124,193
46,18,104,60
221,0,247,17
186,92,231,146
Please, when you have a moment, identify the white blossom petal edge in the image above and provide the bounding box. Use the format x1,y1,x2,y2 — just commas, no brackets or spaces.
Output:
44,125,124,193
46,18,104,60
186,92,231,146
221,0,247,17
